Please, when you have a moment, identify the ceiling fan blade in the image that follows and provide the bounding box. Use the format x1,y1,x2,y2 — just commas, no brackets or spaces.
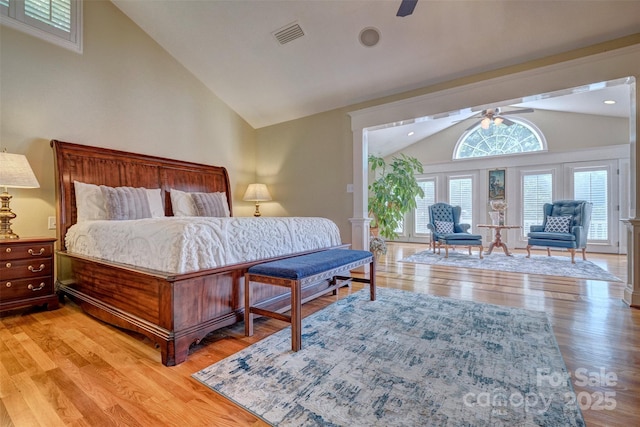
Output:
500,108,534,115
501,117,515,126
397,0,418,17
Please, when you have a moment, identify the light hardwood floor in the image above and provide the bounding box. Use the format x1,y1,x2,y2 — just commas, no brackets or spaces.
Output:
1,243,638,426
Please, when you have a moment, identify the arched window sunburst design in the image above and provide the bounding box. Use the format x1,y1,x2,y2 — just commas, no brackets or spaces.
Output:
454,118,546,159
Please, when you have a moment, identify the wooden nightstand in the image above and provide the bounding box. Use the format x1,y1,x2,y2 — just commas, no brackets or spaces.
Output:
0,237,59,313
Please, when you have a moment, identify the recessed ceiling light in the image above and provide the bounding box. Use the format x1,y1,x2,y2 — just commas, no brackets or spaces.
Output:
603,100,616,105
408,131,415,137
359,27,380,47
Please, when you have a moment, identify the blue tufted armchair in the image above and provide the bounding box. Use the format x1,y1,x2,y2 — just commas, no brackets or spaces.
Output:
427,203,472,252
526,200,592,263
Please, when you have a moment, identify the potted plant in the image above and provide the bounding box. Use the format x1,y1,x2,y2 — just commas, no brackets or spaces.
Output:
368,153,424,242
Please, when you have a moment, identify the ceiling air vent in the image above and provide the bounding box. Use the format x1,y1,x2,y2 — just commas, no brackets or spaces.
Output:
273,22,304,45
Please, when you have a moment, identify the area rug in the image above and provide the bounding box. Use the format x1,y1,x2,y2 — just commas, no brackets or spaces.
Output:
193,288,585,426
399,250,621,282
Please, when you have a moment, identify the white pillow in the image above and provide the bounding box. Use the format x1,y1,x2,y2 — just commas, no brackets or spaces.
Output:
170,188,197,216
74,181,164,221
74,181,107,222
145,188,165,218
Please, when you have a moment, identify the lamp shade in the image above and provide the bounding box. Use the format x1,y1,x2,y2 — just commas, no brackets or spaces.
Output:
0,152,40,189
243,183,272,202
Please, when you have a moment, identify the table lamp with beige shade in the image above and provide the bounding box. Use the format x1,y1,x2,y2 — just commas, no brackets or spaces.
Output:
243,183,271,217
0,151,40,239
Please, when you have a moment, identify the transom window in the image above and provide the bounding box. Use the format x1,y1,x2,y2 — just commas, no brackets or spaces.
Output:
454,118,545,159
1,0,82,53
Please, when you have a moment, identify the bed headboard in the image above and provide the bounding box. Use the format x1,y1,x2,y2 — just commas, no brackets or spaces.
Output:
51,140,232,250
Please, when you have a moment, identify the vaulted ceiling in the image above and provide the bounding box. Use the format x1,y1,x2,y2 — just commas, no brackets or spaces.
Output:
112,0,640,135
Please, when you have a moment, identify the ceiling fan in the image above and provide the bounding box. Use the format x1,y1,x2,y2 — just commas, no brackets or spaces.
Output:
397,0,418,17
465,107,535,130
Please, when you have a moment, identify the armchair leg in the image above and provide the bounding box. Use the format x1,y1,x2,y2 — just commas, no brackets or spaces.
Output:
569,249,576,264
547,248,551,257
581,248,587,261
444,244,449,258
526,245,532,258
478,245,484,259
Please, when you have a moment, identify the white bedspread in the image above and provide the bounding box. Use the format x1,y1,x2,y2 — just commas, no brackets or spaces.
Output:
65,217,342,274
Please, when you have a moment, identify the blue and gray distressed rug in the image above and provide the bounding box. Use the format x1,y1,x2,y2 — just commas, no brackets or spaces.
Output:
400,251,621,282
193,288,585,426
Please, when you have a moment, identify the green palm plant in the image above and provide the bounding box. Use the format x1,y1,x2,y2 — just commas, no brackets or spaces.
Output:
368,153,424,240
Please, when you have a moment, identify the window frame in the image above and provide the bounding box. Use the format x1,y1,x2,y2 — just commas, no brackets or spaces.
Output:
453,116,547,160
568,164,613,244
1,0,82,53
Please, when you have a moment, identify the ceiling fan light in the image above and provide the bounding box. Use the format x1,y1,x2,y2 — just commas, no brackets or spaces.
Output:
481,118,491,129
494,117,504,126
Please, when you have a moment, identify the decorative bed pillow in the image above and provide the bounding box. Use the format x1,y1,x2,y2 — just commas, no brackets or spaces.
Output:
145,188,165,218
434,220,454,233
100,185,152,220
544,215,572,233
74,181,107,222
191,192,230,217
170,189,197,216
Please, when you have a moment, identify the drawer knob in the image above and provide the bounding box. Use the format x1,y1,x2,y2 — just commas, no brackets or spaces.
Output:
28,282,45,291
28,248,46,256
5,282,11,288
5,248,11,253
28,264,46,273
5,262,11,268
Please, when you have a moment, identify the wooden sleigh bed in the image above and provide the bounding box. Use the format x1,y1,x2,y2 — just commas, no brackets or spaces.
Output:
52,140,346,366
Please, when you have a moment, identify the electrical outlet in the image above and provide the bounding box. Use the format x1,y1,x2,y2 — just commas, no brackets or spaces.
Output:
48,216,56,230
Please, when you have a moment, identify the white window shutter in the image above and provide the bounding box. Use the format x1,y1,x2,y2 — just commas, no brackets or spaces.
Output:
449,178,473,228
414,180,435,234
522,173,552,237
574,170,608,241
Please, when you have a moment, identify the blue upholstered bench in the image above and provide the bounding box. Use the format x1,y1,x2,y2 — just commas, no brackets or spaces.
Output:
244,249,376,351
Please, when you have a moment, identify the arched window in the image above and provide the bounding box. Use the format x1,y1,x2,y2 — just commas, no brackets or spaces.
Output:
454,118,545,159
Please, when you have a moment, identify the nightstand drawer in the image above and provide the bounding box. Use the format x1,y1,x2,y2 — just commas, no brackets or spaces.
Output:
1,242,54,261
1,277,54,302
1,258,53,280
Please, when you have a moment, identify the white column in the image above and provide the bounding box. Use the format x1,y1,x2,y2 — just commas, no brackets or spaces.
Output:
350,128,370,252
623,77,639,307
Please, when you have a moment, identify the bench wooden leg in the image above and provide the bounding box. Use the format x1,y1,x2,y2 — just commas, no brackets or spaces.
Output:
291,280,302,352
370,258,376,301
244,273,254,337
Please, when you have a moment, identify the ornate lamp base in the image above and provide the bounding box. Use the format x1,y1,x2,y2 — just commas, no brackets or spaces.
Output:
0,191,19,239
253,202,262,217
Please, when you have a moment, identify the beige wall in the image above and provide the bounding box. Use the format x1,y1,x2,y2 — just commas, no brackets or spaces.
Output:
1,0,256,238
255,109,354,241
398,110,630,165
